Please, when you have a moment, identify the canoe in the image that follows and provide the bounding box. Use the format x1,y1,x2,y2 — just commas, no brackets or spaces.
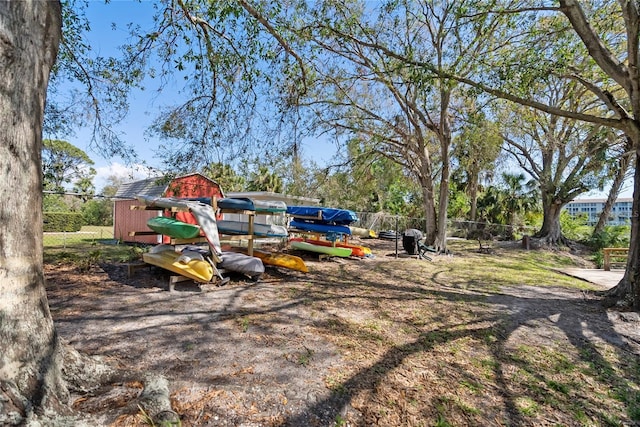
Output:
349,226,377,238
289,219,351,236
137,196,222,258
286,206,358,224
143,250,214,282
238,249,308,273
290,237,370,258
253,199,287,213
217,197,254,211
217,220,288,237
187,197,287,213
290,241,352,257
147,216,201,239
219,251,264,279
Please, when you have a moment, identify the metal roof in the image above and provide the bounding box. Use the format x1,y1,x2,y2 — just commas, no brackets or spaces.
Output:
114,176,168,199
114,173,222,199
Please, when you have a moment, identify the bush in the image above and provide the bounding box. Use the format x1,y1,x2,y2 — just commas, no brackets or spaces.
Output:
588,225,630,251
588,226,630,268
81,199,113,226
560,211,591,241
43,212,83,232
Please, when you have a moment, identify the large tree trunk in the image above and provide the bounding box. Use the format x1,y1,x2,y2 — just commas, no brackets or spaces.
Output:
535,197,566,245
417,146,437,245
468,166,479,222
0,1,68,422
434,171,449,252
606,147,640,308
0,3,180,424
433,89,452,252
434,136,451,251
420,176,437,245
593,141,632,236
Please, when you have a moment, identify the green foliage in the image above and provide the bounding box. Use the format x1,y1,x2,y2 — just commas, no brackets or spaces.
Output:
202,162,246,193
43,194,71,212
43,212,83,232
81,199,113,226
247,165,283,193
448,186,471,219
75,249,103,273
453,111,503,212
588,226,630,251
559,211,591,242
477,173,539,231
42,139,95,195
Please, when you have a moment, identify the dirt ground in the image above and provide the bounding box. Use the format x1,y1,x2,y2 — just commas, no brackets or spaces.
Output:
44,238,640,426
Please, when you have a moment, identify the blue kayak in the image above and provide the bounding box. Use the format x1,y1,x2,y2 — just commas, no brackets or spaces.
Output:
218,198,254,211
286,206,358,225
289,219,351,235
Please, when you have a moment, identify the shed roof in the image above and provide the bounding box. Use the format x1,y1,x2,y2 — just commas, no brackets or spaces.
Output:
114,176,167,199
114,173,221,199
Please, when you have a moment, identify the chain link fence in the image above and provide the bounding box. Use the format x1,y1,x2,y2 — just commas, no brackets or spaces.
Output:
43,193,116,249
352,211,537,240
43,226,116,248
42,196,535,252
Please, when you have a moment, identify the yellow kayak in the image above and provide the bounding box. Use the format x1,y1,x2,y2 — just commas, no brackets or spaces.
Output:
241,249,308,273
143,250,214,282
349,226,377,238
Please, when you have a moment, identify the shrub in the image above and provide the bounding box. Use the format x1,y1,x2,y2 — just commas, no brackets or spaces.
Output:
43,212,83,232
588,225,630,251
81,199,113,226
560,211,591,241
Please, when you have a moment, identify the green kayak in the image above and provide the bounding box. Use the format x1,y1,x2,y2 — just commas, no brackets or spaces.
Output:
290,241,352,257
147,216,201,239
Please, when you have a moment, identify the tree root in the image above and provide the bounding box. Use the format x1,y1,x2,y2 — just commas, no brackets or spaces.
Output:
137,374,180,425
1,342,180,426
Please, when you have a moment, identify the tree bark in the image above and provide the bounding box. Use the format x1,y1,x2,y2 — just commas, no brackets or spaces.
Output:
0,4,181,424
435,160,450,252
434,92,452,253
593,141,632,236
606,145,640,308
0,1,66,423
468,166,479,222
417,144,437,245
535,198,566,245
420,175,437,245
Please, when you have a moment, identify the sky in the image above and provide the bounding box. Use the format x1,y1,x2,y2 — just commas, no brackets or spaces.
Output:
63,0,337,193
65,1,159,191
60,1,632,200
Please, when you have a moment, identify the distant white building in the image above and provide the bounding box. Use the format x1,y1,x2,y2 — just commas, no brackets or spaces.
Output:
564,198,633,226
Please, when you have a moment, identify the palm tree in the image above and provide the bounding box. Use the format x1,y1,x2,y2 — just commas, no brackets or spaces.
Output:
476,173,539,239
500,173,539,239
247,166,283,193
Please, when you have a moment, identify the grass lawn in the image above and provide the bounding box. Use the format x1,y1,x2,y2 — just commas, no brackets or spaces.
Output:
43,238,640,426
43,225,115,247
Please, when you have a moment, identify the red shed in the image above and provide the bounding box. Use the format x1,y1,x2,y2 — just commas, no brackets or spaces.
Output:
113,173,224,244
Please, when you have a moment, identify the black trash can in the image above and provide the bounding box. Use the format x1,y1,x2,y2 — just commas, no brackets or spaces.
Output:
402,229,423,255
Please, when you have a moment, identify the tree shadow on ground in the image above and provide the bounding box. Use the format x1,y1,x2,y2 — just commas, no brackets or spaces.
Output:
278,262,640,426
46,254,640,426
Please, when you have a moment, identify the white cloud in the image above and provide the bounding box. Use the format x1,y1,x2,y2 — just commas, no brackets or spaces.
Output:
94,162,161,193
